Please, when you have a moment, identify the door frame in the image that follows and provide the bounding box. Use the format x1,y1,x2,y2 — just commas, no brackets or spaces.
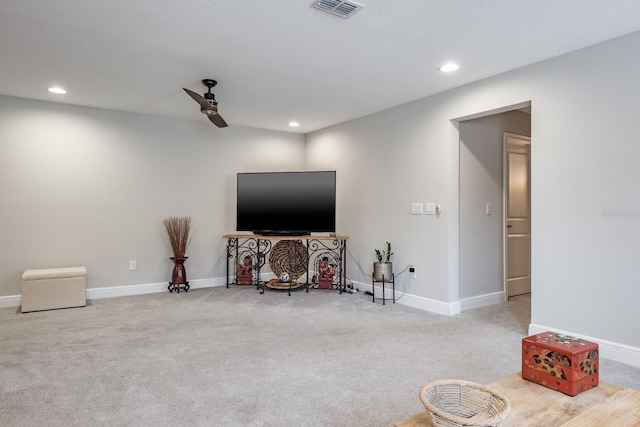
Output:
503,132,531,300
448,100,531,314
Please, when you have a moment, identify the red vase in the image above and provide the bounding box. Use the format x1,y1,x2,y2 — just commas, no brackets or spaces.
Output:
170,257,188,284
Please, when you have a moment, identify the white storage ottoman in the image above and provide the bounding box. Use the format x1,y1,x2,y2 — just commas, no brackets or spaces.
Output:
21,267,87,313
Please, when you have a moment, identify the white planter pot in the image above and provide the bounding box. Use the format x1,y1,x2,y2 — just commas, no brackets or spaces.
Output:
373,262,393,282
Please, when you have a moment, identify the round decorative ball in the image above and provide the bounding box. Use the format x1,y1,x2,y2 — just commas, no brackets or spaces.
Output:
280,272,290,283
269,240,309,282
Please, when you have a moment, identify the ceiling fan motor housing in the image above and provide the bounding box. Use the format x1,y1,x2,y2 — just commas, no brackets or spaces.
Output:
184,79,228,126
202,79,217,88
202,94,217,115
202,79,218,109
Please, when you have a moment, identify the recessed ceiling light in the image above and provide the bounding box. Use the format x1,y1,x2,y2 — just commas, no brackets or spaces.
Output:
289,121,300,127
47,87,67,94
439,63,459,72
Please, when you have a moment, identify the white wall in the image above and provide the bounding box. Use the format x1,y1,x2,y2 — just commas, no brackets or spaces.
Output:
307,30,640,362
0,95,305,296
306,100,453,304
2,29,639,364
459,111,531,300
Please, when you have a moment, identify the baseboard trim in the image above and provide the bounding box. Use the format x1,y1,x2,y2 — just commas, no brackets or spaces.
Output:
399,292,462,316
0,294,21,309
529,323,640,368
353,283,504,316
460,291,504,311
0,278,228,309
354,281,461,316
87,277,227,300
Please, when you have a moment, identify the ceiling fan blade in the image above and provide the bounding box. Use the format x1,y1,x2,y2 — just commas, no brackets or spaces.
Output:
184,83,228,128
208,113,228,128
183,88,214,111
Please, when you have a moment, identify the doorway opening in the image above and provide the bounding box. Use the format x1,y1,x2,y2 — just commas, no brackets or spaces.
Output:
454,102,531,324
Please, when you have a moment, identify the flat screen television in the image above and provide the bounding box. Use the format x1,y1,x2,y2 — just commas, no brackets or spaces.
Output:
236,171,336,235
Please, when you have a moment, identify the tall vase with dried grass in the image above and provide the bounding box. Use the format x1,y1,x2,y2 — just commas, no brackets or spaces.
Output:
164,216,192,293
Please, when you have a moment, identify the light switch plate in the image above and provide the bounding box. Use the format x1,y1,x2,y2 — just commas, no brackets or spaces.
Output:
425,203,436,215
411,203,424,215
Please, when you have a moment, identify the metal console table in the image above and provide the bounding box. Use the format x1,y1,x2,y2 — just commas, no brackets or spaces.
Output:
224,234,349,295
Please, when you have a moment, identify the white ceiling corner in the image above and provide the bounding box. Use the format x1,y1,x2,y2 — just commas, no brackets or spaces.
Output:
1,1,640,133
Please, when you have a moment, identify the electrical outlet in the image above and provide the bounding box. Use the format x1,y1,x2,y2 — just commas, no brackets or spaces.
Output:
129,260,137,271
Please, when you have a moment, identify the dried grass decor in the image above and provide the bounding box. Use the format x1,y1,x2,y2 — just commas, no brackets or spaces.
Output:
163,216,192,258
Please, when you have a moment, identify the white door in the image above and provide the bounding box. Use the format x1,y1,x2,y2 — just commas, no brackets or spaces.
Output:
504,133,531,298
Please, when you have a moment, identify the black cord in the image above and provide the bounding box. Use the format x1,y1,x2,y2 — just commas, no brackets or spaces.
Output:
343,245,415,301
346,245,370,276
346,245,414,278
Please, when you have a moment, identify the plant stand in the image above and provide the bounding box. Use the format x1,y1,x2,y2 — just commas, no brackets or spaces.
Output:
371,272,395,305
168,281,190,293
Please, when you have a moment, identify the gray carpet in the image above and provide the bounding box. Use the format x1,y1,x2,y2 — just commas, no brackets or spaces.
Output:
1,287,638,426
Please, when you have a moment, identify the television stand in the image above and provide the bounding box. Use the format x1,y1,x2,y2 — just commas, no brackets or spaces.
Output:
224,234,349,294
254,230,311,236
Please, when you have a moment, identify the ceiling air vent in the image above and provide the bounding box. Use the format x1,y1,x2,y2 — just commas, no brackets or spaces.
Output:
313,0,364,18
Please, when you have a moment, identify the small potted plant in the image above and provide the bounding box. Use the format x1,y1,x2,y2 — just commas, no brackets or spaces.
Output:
374,241,393,282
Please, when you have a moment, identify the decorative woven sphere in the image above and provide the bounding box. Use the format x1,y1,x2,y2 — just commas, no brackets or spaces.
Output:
269,240,309,282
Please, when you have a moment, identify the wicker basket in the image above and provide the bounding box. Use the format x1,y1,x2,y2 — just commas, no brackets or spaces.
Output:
419,379,510,427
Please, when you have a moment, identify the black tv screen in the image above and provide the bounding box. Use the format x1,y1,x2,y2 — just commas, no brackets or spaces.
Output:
236,171,336,235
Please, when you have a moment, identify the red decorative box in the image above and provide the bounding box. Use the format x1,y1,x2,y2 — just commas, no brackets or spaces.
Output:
522,332,599,396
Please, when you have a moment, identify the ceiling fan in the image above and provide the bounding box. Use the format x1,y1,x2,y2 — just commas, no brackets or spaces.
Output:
183,79,228,128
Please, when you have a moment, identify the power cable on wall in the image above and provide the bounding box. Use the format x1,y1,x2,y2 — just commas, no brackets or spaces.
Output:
344,245,413,301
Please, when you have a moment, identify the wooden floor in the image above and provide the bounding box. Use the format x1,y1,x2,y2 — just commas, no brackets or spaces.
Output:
396,373,640,427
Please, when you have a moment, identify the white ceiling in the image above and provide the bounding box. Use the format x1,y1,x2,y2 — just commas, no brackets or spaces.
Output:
2,1,640,134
